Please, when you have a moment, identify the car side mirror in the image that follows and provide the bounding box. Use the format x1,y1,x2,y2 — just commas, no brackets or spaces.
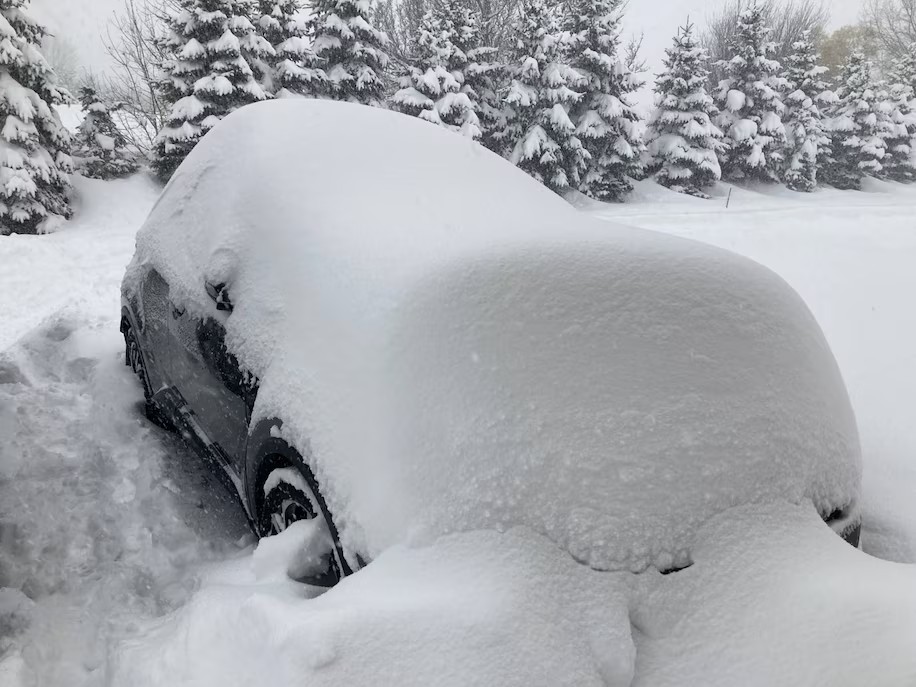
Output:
205,280,233,312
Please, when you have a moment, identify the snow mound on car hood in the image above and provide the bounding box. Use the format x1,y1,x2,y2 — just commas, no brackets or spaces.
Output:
127,99,860,572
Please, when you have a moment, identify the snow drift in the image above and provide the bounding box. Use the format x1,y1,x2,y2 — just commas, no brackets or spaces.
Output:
126,99,860,572
108,502,916,687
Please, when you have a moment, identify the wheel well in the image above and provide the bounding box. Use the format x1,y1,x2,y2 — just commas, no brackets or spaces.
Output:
252,450,354,576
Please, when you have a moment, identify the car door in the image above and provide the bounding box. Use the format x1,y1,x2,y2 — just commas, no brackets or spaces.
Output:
169,302,250,469
137,268,173,392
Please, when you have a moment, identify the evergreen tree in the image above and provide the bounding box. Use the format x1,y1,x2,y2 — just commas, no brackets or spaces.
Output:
822,53,885,190
892,42,916,95
0,0,72,235
877,81,915,182
73,87,139,179
565,0,644,201
391,6,480,137
781,30,830,192
459,8,506,153
502,0,587,194
252,0,325,97
715,3,787,183
878,46,916,182
646,20,724,198
153,0,270,181
308,0,389,105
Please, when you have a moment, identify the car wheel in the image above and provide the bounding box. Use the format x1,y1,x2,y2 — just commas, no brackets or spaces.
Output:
257,462,343,587
124,322,172,430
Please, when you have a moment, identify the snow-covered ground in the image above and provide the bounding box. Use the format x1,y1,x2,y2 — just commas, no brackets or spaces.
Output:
0,176,251,686
1,174,915,686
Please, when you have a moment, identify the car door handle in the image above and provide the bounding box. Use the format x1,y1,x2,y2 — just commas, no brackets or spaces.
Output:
171,304,185,319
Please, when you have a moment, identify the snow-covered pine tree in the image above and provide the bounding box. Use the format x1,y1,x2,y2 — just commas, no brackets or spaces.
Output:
645,20,723,198
714,3,787,183
308,0,389,105
877,81,915,182
458,6,506,153
822,53,885,190
391,6,480,137
153,0,270,181
877,46,916,182
892,42,916,96
74,86,139,180
503,0,587,194
252,0,325,97
0,0,72,235
781,29,830,192
565,0,644,201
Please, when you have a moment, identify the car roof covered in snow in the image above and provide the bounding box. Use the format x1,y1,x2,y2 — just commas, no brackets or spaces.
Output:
127,99,860,572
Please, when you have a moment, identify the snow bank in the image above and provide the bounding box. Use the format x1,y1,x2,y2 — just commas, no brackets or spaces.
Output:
128,99,860,573
633,501,916,686
109,525,636,687
109,503,916,687
0,174,160,352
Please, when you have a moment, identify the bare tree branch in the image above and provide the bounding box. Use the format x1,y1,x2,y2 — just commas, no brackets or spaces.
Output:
862,0,916,68
624,31,648,74
702,0,831,86
99,0,174,154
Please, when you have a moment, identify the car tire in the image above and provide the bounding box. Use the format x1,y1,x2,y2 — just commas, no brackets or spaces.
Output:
256,460,344,587
124,322,172,431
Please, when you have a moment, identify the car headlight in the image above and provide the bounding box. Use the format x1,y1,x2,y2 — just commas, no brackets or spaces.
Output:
822,503,861,548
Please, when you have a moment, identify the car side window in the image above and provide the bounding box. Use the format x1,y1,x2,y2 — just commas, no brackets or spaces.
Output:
195,317,248,399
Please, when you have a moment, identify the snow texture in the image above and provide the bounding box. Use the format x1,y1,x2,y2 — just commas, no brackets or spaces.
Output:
127,99,860,574
110,526,637,687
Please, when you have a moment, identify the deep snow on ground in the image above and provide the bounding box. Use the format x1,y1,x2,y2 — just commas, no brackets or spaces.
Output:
0,176,250,686
1,173,915,686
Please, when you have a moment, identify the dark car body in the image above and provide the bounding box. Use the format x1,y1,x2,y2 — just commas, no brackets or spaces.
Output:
120,267,356,578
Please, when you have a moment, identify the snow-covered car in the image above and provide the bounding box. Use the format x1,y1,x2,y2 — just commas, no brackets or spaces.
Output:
120,99,862,586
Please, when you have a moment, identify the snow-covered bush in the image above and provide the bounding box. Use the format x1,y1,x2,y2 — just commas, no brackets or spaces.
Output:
73,87,139,180
307,0,389,105
252,0,325,97
822,53,886,190
715,3,787,183
502,0,586,195
0,0,73,235
152,0,270,182
781,30,831,192
391,7,480,138
565,0,644,201
646,21,723,199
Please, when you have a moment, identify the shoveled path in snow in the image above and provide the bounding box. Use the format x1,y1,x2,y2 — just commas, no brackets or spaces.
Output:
0,176,249,686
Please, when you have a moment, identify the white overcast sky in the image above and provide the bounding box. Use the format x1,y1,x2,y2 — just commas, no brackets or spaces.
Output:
622,0,865,107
